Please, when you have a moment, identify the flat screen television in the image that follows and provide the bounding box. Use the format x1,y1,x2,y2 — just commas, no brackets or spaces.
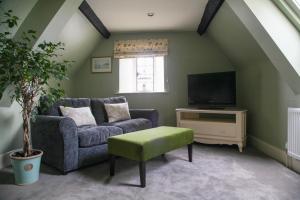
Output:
188,71,236,108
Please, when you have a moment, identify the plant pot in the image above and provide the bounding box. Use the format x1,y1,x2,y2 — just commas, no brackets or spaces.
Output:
9,149,43,185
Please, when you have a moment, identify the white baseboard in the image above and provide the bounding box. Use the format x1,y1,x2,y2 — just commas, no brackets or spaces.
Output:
0,151,12,169
287,157,300,173
248,135,288,166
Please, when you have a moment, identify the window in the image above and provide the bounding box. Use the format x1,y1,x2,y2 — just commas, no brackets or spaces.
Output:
119,56,165,93
115,39,168,93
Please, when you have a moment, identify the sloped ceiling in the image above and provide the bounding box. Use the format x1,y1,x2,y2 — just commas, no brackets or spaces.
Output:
220,0,300,94
207,0,300,151
207,2,267,67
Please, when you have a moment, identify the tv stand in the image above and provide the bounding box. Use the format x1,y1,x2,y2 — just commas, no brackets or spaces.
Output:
199,107,226,110
176,108,247,152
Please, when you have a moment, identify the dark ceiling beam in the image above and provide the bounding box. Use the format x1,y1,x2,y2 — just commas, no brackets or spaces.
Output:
197,0,225,35
79,0,111,39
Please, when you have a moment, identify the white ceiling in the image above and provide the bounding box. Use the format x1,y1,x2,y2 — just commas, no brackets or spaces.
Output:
86,0,208,32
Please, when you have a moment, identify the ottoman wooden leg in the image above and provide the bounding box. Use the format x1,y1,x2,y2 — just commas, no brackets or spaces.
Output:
188,144,193,162
110,155,115,176
139,161,146,188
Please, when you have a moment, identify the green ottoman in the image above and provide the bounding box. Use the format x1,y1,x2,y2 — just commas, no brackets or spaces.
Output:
108,126,194,187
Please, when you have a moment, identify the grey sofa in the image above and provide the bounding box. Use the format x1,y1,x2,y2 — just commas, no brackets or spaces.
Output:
31,96,158,174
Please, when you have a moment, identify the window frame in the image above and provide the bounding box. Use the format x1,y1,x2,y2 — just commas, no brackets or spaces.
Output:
272,0,300,31
118,56,167,94
286,0,300,16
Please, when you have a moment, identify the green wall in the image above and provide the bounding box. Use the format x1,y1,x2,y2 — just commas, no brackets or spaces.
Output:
57,10,103,95
70,32,233,125
207,2,300,150
13,0,65,46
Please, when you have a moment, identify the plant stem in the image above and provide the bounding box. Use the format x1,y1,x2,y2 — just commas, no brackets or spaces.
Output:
22,106,32,157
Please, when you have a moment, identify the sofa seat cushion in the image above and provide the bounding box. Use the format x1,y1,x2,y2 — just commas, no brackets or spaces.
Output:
78,125,123,147
103,118,152,133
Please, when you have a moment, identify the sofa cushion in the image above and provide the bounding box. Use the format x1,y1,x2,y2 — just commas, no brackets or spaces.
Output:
40,98,91,116
103,118,152,133
91,96,127,125
78,125,123,147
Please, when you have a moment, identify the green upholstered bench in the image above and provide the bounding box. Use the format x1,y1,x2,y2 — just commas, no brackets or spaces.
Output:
108,126,194,187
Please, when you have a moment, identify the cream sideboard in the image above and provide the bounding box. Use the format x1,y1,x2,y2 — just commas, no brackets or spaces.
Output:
176,108,247,152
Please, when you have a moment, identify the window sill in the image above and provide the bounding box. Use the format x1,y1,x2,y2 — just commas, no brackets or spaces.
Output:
116,91,168,95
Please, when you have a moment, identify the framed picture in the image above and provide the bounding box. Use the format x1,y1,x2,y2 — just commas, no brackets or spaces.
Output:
91,57,112,73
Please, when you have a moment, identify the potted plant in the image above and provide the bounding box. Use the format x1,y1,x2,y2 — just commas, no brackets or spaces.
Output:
0,8,71,185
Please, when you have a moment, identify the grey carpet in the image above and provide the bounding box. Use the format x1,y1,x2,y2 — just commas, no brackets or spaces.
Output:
0,144,299,200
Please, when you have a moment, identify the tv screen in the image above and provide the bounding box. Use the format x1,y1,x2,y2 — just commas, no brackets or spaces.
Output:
188,71,236,107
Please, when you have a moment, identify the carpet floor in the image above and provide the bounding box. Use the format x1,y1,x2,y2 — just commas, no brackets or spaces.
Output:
0,144,299,200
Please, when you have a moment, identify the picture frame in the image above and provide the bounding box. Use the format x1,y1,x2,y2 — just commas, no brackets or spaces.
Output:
91,57,112,73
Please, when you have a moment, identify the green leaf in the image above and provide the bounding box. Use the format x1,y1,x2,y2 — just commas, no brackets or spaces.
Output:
4,12,11,17
27,30,36,34
8,21,14,28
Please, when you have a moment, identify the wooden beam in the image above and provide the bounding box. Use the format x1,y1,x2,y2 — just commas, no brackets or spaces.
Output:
197,0,225,35
79,0,111,39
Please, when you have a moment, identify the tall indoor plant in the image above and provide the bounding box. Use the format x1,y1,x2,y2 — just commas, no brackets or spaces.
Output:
0,8,71,185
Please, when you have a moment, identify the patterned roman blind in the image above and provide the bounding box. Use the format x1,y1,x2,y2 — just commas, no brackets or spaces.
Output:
114,39,168,58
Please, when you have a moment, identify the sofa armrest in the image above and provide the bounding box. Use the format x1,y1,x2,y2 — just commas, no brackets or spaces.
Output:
129,109,159,127
31,115,78,173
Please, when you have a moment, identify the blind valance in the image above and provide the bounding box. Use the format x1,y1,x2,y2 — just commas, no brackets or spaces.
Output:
114,39,168,58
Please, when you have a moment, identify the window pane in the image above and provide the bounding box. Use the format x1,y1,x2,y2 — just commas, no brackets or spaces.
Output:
119,58,136,93
137,57,154,92
154,56,165,92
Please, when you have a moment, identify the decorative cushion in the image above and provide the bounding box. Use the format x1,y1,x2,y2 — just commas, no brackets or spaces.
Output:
59,106,96,126
104,102,131,123
103,118,152,133
78,125,123,147
91,96,127,124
